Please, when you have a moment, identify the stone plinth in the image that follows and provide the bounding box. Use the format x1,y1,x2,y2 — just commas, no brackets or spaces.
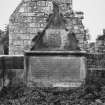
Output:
24,51,86,87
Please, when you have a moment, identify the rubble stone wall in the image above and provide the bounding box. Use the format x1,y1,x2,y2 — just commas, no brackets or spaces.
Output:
9,0,86,55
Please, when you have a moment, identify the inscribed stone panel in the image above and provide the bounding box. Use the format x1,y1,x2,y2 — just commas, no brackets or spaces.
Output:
25,54,86,87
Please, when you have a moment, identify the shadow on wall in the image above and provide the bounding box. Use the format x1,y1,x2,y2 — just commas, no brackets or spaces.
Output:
0,56,24,90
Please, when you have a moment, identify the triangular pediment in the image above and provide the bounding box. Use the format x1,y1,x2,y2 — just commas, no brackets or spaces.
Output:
45,2,67,30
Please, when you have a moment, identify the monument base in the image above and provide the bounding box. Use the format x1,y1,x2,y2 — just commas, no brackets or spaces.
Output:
24,51,86,88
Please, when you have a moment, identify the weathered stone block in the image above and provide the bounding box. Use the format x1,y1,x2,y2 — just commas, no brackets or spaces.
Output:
13,40,23,46
24,51,86,87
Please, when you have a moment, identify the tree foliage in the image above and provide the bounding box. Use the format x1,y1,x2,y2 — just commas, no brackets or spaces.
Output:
3,25,9,54
0,25,9,54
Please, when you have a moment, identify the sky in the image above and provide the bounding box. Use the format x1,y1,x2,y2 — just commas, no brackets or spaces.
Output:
0,0,105,42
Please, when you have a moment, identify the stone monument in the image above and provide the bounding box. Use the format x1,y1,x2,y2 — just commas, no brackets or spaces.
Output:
24,2,87,88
